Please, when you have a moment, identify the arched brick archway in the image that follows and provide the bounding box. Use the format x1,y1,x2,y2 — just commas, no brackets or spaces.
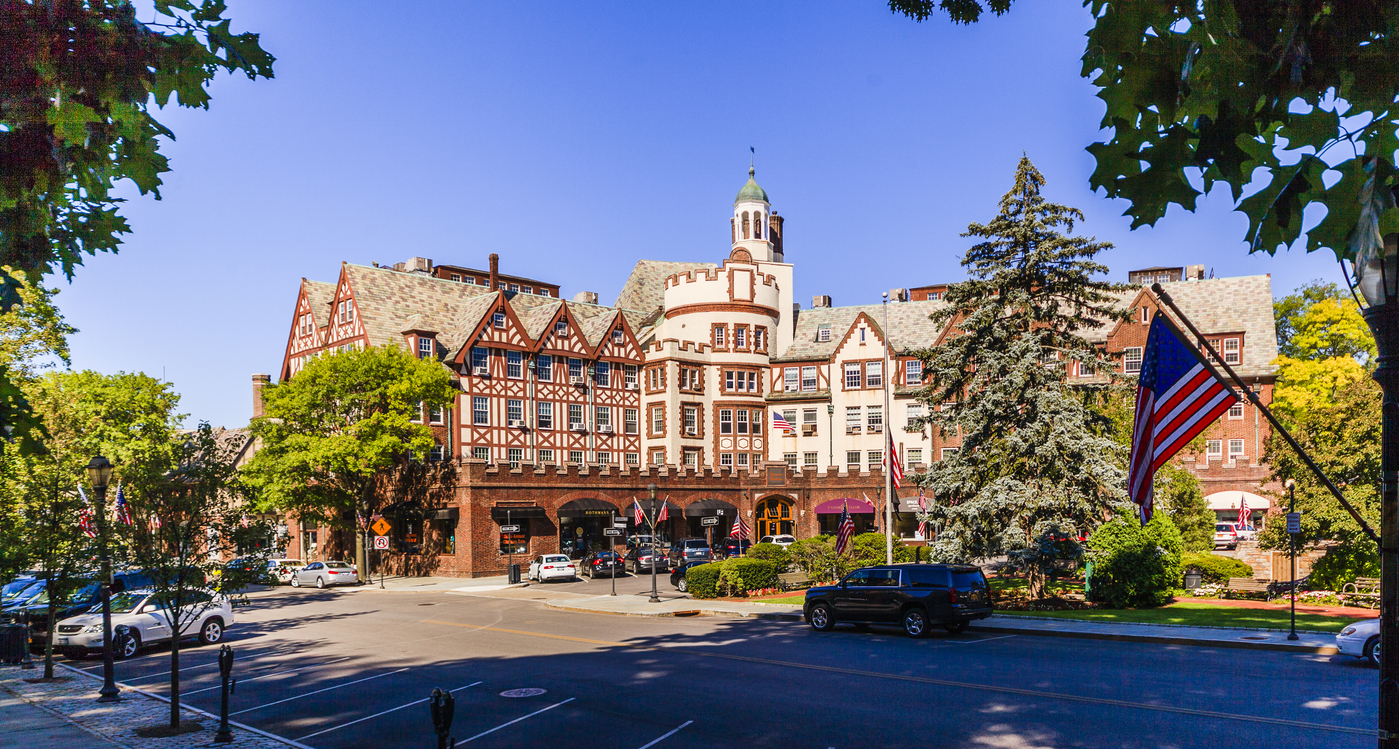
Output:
755,494,795,538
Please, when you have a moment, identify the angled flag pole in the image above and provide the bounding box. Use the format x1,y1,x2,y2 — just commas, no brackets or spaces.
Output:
1150,283,1379,547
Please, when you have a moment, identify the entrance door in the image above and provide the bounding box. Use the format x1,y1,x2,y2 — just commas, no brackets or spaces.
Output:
755,497,794,538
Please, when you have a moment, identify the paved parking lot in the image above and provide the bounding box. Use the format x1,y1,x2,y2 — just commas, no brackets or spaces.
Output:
64,574,1381,749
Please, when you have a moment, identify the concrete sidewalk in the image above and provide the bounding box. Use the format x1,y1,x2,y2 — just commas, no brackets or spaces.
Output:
0,689,124,749
345,574,528,593
543,596,1343,654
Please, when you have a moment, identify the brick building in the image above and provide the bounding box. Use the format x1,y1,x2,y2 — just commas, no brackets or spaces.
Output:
271,170,1280,576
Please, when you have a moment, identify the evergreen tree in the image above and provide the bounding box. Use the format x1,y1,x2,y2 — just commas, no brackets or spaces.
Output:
912,157,1130,595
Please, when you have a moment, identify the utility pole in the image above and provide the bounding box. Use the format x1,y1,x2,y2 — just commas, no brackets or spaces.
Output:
86,456,119,703
882,293,893,565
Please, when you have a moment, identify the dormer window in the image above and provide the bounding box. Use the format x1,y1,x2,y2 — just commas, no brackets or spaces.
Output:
417,337,433,359
817,325,831,342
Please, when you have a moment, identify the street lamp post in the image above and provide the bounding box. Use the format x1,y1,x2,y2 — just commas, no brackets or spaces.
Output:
647,483,660,604
1353,232,1399,747
1286,479,1298,641
86,456,119,703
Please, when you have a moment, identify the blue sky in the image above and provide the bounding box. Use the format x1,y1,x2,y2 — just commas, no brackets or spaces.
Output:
56,1,1343,429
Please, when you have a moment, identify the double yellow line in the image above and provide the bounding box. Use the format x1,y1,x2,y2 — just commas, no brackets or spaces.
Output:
421,620,1373,737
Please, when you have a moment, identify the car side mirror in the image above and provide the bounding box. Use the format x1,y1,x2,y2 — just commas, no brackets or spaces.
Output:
840,581,847,589
138,605,152,614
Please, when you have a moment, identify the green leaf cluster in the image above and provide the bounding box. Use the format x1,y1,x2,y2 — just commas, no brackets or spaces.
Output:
1086,509,1183,609
913,157,1131,562
888,0,1013,25
1179,552,1252,586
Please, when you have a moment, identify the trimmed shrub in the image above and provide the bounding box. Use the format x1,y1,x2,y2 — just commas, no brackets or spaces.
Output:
685,563,721,599
1086,511,1183,609
848,532,912,569
717,558,778,596
1179,552,1252,585
1309,542,1379,592
788,536,839,578
746,542,791,570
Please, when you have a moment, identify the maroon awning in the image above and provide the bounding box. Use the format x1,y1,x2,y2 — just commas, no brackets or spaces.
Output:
814,498,875,515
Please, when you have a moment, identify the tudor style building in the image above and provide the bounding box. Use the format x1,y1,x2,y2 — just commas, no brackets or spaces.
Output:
272,169,1281,576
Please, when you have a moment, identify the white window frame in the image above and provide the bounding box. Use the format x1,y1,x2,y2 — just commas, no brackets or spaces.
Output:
1206,440,1222,456
1222,337,1241,365
472,396,489,426
845,363,861,389
801,366,818,392
905,360,922,386
1123,347,1143,374
537,401,553,430
1228,439,1245,457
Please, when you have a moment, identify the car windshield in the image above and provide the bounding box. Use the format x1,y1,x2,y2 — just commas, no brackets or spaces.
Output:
2,579,38,601
108,592,150,614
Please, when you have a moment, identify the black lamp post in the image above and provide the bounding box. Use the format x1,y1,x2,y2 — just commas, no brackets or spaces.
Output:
1354,232,1399,747
86,455,119,703
647,482,660,604
1285,479,1298,642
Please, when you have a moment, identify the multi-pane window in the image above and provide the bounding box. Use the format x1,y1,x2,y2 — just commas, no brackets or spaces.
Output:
595,406,611,429
817,326,831,342
507,448,522,467
1206,440,1222,456
906,403,923,427
648,367,661,390
410,401,422,423
866,361,883,388
538,449,554,464
569,450,584,465
907,448,923,465
651,406,664,434
418,337,433,359
784,453,797,468
754,327,765,350
867,406,883,432
750,409,762,435
1228,403,1244,418
493,312,506,329
473,446,489,461
624,408,639,435
868,450,882,467
720,409,733,435
940,447,959,460
783,409,797,428
428,404,444,424
471,346,488,373
650,449,665,465
506,350,523,379
626,453,639,466
905,360,922,386
684,406,698,435
595,361,610,387
801,366,818,391
1078,360,1096,377
736,409,749,435
720,453,734,468
507,399,523,424
612,328,624,344
804,452,818,467
846,451,861,466
683,450,699,469
569,404,584,429
713,325,727,349
802,408,817,425
537,355,553,382
568,358,584,380
522,286,531,294
597,451,611,464
735,327,747,349
784,367,799,392
845,363,861,389
624,364,638,389
509,284,520,293
1228,439,1245,456
555,320,568,337
472,396,489,426
846,407,861,432
736,453,749,467
1123,347,1143,374
537,402,553,430
1222,338,1241,364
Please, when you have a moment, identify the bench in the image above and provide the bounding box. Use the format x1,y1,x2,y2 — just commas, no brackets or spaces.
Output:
1343,577,1381,595
1224,577,1272,600
777,572,812,591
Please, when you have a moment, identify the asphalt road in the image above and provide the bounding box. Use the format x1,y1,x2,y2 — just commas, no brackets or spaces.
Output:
72,573,1378,749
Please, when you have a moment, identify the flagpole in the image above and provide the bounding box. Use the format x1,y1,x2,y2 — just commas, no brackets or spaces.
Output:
1150,283,1379,546
882,293,894,565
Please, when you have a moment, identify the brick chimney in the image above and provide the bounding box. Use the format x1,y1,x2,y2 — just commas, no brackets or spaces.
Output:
252,374,271,419
489,253,499,291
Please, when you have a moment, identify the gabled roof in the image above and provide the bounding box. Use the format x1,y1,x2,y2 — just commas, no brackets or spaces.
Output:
340,263,494,352
302,279,336,320
775,300,950,362
615,259,716,313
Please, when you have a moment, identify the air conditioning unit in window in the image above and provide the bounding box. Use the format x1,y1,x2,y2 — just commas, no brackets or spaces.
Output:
625,383,638,391
570,376,586,386
472,366,489,377
801,425,817,436
508,419,526,429
597,425,614,434
570,422,588,433
846,426,862,434
684,427,697,437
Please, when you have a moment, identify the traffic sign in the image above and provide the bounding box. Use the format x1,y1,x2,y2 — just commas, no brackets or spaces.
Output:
613,519,629,528
499,524,521,534
604,528,624,537
1286,512,1302,534
373,535,389,550
371,518,392,536
701,516,720,527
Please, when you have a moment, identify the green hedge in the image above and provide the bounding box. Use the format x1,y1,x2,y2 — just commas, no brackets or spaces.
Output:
1179,552,1252,585
1087,511,1183,608
685,563,721,599
746,543,791,570
1309,543,1379,592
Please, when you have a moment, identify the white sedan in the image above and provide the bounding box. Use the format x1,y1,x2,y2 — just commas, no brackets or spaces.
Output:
53,589,233,660
759,535,796,548
528,555,577,582
1337,618,1381,666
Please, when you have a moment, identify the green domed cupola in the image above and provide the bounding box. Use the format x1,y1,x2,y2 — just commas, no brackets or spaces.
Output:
734,166,769,205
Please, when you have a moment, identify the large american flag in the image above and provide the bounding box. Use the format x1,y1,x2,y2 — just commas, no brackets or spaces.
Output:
884,433,903,490
633,499,645,526
772,411,795,435
917,489,928,539
1129,317,1238,523
834,501,855,554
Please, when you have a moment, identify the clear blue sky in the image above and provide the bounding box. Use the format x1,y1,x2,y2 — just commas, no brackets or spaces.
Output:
56,1,1343,429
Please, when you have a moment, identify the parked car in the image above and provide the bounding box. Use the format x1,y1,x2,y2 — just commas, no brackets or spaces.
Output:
1229,523,1258,542
266,559,304,585
714,538,753,558
670,561,708,593
2,578,44,612
627,534,666,552
1213,523,1239,550
528,554,577,582
804,564,993,637
581,551,624,579
52,589,233,660
221,557,272,588
289,561,359,589
13,570,153,649
625,546,669,574
759,535,796,548
1337,617,1381,666
667,538,713,567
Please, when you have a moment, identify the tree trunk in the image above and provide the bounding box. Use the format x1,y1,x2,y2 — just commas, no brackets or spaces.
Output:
355,512,367,584
1027,565,1046,600
43,591,55,679
169,617,180,727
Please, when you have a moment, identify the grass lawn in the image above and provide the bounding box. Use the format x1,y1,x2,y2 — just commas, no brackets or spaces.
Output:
996,601,1357,632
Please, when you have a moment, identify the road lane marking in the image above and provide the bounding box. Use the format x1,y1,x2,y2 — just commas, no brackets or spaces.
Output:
421,619,1375,737
123,661,223,681
182,668,300,695
947,635,1017,644
295,681,483,740
230,668,409,715
637,720,693,748
459,698,576,744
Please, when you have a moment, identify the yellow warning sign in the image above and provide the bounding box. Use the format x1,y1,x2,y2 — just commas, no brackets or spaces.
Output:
371,517,392,536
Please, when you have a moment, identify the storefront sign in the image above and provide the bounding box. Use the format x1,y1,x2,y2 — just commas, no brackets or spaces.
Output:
499,524,521,534
501,532,528,550
583,509,616,517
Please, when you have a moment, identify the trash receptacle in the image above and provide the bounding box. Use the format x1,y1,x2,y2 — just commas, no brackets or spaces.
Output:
1184,569,1203,590
508,564,521,584
0,624,26,664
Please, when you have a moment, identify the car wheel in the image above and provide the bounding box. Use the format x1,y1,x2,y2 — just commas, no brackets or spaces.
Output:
199,617,225,646
1367,636,1382,667
290,576,300,588
810,603,835,632
118,631,141,659
677,578,689,593
903,608,929,638
316,576,326,589
945,620,969,634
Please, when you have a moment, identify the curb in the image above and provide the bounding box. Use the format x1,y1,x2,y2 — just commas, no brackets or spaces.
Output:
544,599,803,621
966,623,1339,654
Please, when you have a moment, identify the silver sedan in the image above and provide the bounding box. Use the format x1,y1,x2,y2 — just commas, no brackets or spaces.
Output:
290,561,360,588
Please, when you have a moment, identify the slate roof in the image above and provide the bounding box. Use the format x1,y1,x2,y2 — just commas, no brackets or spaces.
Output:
1152,275,1278,377
302,279,336,322
615,259,716,313
341,263,494,352
774,300,950,362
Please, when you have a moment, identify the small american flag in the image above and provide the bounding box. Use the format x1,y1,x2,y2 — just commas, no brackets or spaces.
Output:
76,486,96,538
730,515,750,539
772,412,795,435
834,501,855,554
1237,495,1249,527
917,489,928,538
113,484,132,526
658,497,668,523
885,433,903,490
633,499,645,526
1129,317,1238,524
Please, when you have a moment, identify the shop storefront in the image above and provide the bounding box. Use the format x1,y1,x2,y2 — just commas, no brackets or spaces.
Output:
557,498,621,558
815,498,876,536
754,495,795,538
683,498,737,547
490,505,546,555
627,499,683,547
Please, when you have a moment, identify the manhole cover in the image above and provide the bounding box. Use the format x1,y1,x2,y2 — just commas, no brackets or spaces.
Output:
1239,635,1269,641
500,688,546,698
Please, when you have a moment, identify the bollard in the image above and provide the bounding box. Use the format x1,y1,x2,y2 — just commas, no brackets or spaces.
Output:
429,687,455,749
214,644,235,743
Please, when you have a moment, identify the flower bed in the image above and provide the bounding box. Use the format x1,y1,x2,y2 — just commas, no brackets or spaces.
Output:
995,596,1100,612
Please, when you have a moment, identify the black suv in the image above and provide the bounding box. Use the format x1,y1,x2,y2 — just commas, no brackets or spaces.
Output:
803,564,992,637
